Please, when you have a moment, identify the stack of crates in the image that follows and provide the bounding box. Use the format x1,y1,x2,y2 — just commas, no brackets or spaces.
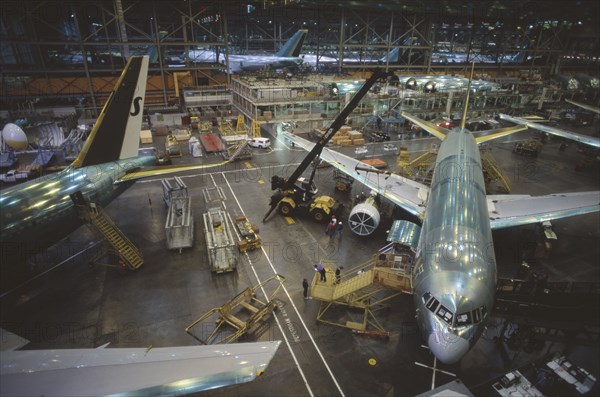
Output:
331,125,353,146
348,130,365,145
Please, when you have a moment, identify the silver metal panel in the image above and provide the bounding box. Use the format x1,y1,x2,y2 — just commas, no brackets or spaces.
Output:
499,113,600,148
283,131,429,218
488,192,600,229
387,220,421,250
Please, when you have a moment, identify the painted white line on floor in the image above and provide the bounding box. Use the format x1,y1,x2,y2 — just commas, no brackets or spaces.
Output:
222,172,346,397
223,207,315,397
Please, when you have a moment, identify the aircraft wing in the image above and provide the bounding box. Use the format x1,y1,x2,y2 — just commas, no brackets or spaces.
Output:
116,161,231,183
284,132,429,218
499,114,600,148
1,334,281,397
487,192,600,229
400,112,448,140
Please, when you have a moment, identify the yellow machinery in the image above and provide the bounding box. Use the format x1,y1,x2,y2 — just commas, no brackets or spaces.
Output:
310,257,412,332
481,146,512,193
397,143,511,193
512,139,543,157
236,114,247,134
185,274,286,344
395,144,438,184
219,120,236,136
235,215,261,252
73,195,144,270
252,119,262,138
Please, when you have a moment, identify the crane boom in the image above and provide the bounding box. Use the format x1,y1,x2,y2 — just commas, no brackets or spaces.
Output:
264,69,394,221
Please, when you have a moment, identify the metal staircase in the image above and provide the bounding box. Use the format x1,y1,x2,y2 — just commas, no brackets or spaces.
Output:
395,144,438,184
72,197,144,270
481,148,511,193
311,259,412,332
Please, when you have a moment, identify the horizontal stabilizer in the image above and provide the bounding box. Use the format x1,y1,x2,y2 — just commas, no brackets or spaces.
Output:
566,99,600,114
400,112,447,140
474,124,528,144
116,161,231,183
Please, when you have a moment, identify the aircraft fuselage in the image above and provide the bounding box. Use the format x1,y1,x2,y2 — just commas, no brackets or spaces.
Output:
412,129,496,364
0,156,155,264
227,55,303,72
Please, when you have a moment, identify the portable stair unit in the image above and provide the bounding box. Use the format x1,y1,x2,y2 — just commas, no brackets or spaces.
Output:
165,197,194,251
71,192,143,270
162,177,194,251
202,186,238,273
203,206,238,273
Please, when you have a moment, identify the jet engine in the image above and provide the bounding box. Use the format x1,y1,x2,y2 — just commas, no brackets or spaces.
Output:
348,196,380,236
1,123,28,151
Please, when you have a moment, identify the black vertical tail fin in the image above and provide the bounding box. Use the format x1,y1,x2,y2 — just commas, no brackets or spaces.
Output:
276,30,308,58
72,56,149,168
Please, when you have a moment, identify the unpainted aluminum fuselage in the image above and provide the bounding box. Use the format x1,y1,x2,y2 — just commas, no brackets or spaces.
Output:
0,156,155,262
412,128,496,364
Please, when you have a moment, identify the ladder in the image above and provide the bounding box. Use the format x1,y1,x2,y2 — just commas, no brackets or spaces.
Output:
481,148,511,193
76,202,144,270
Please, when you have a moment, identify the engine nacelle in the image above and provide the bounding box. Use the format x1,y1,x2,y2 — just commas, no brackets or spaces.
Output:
348,198,380,236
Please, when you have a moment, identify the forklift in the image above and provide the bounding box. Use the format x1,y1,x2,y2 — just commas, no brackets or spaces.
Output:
263,69,395,223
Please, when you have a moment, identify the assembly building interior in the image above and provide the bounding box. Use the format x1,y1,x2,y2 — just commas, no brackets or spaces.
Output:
0,1,599,396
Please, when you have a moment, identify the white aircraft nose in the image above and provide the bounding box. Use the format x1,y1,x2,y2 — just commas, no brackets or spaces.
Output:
427,332,469,364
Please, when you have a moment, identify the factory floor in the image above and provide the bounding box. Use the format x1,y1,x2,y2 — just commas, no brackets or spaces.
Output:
1,125,599,396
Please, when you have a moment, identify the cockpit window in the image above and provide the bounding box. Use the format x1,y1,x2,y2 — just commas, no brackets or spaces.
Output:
423,292,440,312
456,305,487,326
456,312,471,325
422,292,431,303
436,305,453,324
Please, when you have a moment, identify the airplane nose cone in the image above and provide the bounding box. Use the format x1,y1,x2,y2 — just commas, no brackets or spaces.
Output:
427,333,469,364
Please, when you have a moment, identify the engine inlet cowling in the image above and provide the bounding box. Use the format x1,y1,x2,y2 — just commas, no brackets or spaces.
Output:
348,199,380,236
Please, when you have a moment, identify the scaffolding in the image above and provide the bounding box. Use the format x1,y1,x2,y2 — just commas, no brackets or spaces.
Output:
185,274,286,344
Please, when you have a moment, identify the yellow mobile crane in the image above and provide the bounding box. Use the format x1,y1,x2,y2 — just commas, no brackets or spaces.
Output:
263,69,395,223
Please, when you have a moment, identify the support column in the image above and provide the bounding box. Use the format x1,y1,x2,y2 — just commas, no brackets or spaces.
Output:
446,91,454,117
338,10,345,74
114,0,130,60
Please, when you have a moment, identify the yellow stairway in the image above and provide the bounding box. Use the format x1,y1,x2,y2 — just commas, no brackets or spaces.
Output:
332,270,375,300
81,204,144,270
481,149,511,193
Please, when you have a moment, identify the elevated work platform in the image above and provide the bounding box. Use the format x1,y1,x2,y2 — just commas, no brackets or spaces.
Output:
311,257,413,332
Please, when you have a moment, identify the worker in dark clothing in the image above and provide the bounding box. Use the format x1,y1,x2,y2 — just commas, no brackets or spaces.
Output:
316,263,327,282
326,221,336,240
303,278,309,299
335,221,343,240
335,267,341,284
